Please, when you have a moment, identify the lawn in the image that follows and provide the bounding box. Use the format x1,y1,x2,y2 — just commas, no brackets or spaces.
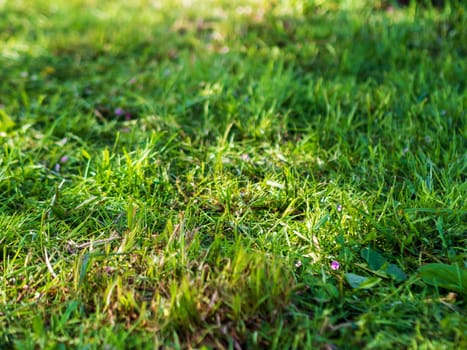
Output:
0,0,466,348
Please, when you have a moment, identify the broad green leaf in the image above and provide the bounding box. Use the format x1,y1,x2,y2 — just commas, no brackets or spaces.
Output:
360,247,386,270
346,273,368,288
385,263,407,282
345,273,380,289
419,263,467,295
358,277,382,289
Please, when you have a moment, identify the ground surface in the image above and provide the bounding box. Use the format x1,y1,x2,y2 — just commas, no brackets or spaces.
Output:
0,0,466,349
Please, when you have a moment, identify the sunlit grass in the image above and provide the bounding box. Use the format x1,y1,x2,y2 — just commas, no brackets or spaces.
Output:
1,0,466,348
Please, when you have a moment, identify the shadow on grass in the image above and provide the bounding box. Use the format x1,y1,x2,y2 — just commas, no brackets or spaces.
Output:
1,1,465,144
1,2,465,215
1,0,465,229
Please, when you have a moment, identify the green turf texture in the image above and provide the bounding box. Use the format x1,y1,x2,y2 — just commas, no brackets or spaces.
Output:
0,0,466,349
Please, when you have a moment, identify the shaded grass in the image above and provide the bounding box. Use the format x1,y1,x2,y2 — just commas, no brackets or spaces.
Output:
1,0,466,348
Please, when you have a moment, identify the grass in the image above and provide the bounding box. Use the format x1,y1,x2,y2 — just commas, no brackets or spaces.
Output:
0,0,466,348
